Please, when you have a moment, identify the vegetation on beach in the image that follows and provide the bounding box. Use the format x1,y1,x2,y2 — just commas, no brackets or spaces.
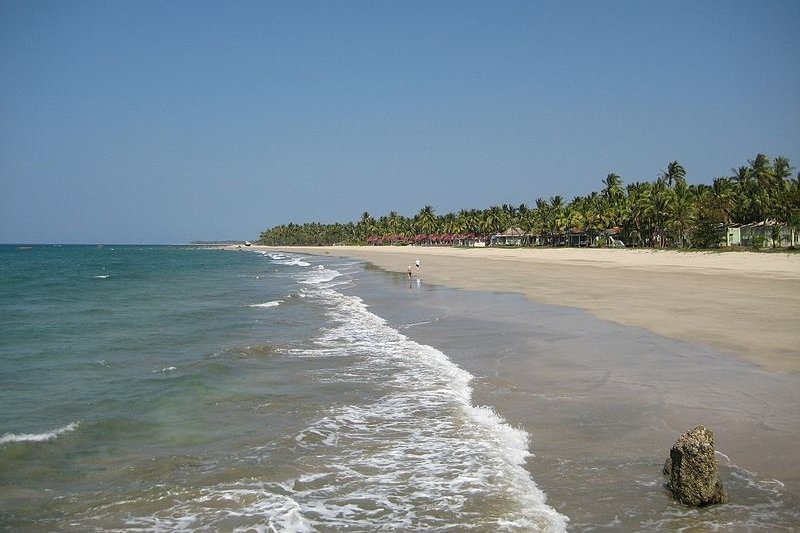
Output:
259,153,800,249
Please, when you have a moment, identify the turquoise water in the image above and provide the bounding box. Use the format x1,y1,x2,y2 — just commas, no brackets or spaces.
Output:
0,245,565,531
1,247,317,515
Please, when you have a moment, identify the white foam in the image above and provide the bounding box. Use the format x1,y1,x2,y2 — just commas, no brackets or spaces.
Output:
249,300,283,308
296,268,340,285
107,483,315,533
82,261,569,531
264,252,311,268
0,422,80,444
284,281,569,531
94,274,110,279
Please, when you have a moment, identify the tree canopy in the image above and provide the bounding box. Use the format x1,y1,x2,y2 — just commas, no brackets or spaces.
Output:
259,153,799,249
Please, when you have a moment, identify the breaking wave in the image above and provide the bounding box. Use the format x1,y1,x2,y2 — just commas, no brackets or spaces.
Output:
0,422,80,444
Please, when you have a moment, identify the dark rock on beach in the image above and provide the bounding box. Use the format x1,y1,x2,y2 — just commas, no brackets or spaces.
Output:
663,425,729,506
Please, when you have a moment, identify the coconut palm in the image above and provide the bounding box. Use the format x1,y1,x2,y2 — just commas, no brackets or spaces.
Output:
481,205,508,237
547,196,566,244
773,156,794,182
258,153,796,249
647,181,674,247
710,177,736,224
440,212,458,235
623,181,651,246
415,205,438,239
774,178,800,246
659,161,687,188
749,154,773,187
386,211,403,235
458,209,483,239
602,173,624,203
671,182,696,247
358,211,375,242
534,198,550,244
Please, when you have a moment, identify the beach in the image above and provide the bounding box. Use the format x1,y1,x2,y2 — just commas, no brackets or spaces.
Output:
5,246,573,531
257,246,800,377
250,245,800,528
4,245,798,530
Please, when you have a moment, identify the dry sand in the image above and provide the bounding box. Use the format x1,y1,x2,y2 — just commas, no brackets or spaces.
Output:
253,245,800,376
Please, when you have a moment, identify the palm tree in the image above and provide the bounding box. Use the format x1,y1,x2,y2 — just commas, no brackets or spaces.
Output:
593,193,611,240
774,177,800,247
711,177,736,224
518,203,530,220
415,205,438,241
359,211,375,242
602,173,624,203
458,209,483,239
481,205,507,238
501,204,518,225
659,161,686,188
624,181,651,247
753,157,795,247
742,154,790,243
600,173,627,228
748,154,773,187
440,212,458,235
730,165,751,186
773,156,794,182
518,204,540,245
386,211,403,235
258,153,795,250
549,196,566,244
670,181,695,247
647,181,674,247
532,197,551,244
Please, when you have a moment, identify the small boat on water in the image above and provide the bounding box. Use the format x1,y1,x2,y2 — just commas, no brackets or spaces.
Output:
17,246,33,251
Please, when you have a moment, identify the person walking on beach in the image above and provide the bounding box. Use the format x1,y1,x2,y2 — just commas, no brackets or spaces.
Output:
415,257,420,274
407,266,413,281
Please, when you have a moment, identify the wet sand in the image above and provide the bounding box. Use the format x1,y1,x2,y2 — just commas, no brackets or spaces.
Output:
241,245,800,527
327,254,800,529
259,246,800,376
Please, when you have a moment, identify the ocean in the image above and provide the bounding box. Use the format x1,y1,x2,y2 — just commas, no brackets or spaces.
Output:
0,245,564,531
1,245,797,532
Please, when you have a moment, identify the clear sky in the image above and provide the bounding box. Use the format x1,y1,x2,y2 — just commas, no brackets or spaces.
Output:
1,1,798,244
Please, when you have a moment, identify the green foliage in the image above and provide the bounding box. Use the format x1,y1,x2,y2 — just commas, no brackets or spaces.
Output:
259,154,800,249
691,220,723,248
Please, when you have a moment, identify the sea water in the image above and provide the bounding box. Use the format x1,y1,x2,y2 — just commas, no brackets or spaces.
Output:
0,245,567,532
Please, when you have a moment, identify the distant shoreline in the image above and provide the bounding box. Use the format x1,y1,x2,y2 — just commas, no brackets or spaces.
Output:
231,245,800,376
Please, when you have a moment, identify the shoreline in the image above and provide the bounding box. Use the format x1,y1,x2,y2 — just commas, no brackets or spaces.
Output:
320,250,800,524
240,245,800,377
229,245,800,524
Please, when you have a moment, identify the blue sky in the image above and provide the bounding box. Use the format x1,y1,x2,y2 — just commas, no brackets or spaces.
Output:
1,1,798,244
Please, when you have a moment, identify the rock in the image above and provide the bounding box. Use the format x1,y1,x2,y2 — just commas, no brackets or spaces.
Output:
663,425,729,506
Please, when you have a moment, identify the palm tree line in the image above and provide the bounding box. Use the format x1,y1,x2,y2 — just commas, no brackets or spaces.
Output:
259,153,799,249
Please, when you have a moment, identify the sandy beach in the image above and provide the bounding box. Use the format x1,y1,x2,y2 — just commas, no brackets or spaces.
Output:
252,245,800,376
233,245,800,526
